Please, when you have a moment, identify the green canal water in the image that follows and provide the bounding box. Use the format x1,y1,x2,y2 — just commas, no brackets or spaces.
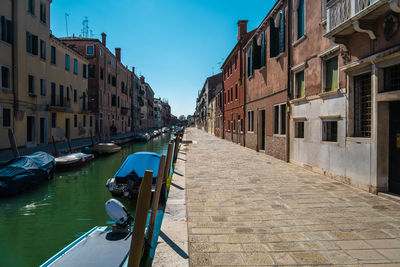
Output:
0,133,172,267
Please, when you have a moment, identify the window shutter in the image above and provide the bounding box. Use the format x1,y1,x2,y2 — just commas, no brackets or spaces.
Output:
250,46,253,75
269,18,279,57
261,31,266,67
279,9,285,53
1,16,5,41
32,35,38,55
298,0,305,39
26,32,30,53
252,37,261,70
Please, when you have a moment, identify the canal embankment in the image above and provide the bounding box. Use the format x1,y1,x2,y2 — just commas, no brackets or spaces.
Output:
0,132,137,162
182,128,400,266
153,133,189,266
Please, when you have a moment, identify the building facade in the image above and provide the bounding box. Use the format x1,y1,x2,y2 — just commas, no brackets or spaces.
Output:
61,34,133,137
153,98,162,128
214,77,224,138
244,1,289,160
139,76,154,130
222,21,254,145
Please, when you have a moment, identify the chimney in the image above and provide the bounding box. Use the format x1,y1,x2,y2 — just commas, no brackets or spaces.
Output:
140,76,145,83
101,32,106,46
115,48,121,62
237,20,248,40
132,67,135,74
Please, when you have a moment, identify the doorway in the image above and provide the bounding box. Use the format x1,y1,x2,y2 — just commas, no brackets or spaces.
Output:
258,110,266,151
389,101,400,194
27,116,36,146
39,117,47,145
65,118,70,140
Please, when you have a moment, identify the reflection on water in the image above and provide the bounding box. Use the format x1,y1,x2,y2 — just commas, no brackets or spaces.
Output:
0,133,172,267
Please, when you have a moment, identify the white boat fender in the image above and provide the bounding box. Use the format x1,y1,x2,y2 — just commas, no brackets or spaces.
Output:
105,199,133,227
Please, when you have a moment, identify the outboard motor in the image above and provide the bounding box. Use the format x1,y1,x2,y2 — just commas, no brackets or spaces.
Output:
105,199,133,233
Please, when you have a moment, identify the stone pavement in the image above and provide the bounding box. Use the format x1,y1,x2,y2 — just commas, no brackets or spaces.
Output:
185,128,400,266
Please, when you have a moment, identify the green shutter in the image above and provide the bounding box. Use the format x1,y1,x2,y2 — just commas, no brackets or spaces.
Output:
298,0,305,39
296,71,305,98
325,57,338,91
280,9,285,53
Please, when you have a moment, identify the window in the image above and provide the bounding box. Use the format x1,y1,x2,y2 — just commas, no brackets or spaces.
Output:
74,114,77,128
1,15,13,44
3,108,11,127
296,0,305,40
100,67,104,80
26,32,38,55
322,121,337,142
40,3,46,23
248,110,254,132
88,64,95,78
111,95,116,106
100,89,103,105
99,48,103,56
112,76,116,87
82,64,88,78
51,82,56,105
279,9,285,53
354,73,371,137
294,70,305,98
51,112,56,128
235,54,238,70
270,18,279,57
107,73,111,84
324,56,338,91
261,31,266,67
295,121,305,138
83,115,86,127
273,103,286,135
73,59,78,74
28,0,35,14
108,93,110,106
384,64,400,93
235,84,238,100
247,45,254,77
87,45,94,55
66,87,70,100
28,75,35,95
50,46,56,64
1,66,10,89
90,116,93,127
117,96,120,107
65,54,70,71
73,89,77,103
40,40,46,60
108,55,111,64
40,79,46,96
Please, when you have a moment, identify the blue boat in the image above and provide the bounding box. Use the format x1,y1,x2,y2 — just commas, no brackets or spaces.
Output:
0,152,56,196
41,199,165,267
106,152,161,199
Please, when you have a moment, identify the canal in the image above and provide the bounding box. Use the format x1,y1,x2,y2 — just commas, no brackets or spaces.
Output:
0,133,172,267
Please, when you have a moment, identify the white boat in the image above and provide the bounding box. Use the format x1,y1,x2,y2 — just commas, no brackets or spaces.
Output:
93,143,121,155
161,127,169,133
55,152,94,168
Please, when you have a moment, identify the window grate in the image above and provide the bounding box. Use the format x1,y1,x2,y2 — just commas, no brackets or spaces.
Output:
354,73,371,137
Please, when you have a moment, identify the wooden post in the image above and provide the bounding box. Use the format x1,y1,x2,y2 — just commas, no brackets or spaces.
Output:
52,136,58,157
164,142,174,183
173,133,180,164
67,138,72,153
146,155,165,246
90,130,94,146
8,129,19,158
128,170,153,267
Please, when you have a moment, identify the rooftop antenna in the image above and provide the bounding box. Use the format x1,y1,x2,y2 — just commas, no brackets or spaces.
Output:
65,13,69,36
81,16,89,38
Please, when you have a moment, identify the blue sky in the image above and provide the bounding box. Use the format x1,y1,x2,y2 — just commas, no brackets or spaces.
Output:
50,0,275,117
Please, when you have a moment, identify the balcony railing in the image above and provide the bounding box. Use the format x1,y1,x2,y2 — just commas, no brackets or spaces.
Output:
326,0,387,36
49,97,71,110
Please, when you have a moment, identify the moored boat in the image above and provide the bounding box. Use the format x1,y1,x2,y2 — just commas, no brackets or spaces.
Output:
0,152,56,196
55,152,94,169
93,143,121,155
106,152,161,199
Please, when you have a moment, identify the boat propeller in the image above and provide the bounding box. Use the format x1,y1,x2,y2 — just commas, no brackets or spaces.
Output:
105,199,133,232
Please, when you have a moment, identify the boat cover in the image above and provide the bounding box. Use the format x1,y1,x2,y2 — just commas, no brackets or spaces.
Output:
0,152,55,195
114,152,160,179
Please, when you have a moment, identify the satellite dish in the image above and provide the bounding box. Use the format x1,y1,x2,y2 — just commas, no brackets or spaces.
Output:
56,127,65,138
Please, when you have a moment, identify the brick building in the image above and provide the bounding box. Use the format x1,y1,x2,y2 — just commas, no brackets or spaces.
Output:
243,1,289,160
61,33,133,137
221,21,255,145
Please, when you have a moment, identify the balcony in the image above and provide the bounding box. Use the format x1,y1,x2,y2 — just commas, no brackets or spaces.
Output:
49,97,71,112
325,0,399,39
121,106,129,115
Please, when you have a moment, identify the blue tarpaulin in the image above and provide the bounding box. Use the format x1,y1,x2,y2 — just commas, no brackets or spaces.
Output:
114,152,161,178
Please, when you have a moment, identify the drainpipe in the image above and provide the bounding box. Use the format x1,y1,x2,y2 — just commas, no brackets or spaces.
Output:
286,0,292,163
11,0,18,125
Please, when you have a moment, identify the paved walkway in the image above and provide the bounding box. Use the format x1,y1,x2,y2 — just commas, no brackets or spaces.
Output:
185,128,400,266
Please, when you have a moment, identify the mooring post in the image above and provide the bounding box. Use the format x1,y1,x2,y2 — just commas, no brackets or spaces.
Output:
173,133,180,164
164,142,174,183
67,138,72,153
128,170,153,267
7,129,19,158
52,136,58,157
146,155,165,248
